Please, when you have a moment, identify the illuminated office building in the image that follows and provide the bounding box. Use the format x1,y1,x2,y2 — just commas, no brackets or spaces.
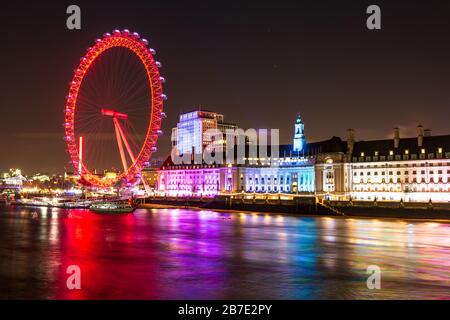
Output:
171,110,237,155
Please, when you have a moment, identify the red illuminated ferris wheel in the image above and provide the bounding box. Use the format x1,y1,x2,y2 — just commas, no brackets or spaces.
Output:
64,29,166,188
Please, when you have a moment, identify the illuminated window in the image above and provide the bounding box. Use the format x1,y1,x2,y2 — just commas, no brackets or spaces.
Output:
389,150,394,156
405,150,409,155
421,149,426,154
438,147,443,153
360,152,365,157
374,151,379,156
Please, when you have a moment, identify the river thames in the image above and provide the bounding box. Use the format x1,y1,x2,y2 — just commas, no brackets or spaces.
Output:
0,205,449,299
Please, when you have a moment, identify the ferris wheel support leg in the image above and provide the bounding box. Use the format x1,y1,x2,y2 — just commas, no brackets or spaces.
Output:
141,176,152,196
115,120,152,196
113,118,128,173
115,120,136,163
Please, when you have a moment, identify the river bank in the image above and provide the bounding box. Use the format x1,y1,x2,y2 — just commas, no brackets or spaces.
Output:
136,196,450,221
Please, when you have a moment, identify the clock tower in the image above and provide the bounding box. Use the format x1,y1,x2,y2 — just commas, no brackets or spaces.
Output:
293,114,305,152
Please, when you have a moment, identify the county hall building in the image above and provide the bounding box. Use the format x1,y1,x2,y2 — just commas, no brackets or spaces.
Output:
155,110,450,203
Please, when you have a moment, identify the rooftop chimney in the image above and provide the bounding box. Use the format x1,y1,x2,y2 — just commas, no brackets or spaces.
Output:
347,129,355,156
393,127,400,148
424,129,432,137
417,125,424,147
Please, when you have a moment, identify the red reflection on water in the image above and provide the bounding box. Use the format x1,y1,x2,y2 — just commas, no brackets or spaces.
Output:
54,210,159,299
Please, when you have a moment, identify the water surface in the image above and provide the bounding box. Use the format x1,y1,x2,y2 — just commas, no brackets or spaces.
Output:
0,206,449,299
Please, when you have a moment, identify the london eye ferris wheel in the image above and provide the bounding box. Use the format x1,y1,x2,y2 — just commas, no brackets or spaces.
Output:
64,29,166,188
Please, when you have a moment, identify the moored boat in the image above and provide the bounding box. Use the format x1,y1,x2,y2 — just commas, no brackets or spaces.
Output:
89,199,134,214
10,197,91,209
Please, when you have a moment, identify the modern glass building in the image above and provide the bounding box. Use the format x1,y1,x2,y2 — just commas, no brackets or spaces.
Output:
171,110,237,155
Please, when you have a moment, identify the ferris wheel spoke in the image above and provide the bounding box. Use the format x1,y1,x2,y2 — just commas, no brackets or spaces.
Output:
124,120,144,154
76,98,102,111
120,85,150,109
113,71,147,108
120,59,145,99
121,121,139,153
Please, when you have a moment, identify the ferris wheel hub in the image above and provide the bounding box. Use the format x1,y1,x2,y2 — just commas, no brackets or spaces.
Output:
101,108,128,119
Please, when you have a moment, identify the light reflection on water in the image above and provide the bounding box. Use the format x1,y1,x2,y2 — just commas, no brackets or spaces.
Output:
0,206,449,299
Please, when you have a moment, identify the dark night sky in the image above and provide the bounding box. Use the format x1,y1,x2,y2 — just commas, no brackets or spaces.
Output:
1,0,450,174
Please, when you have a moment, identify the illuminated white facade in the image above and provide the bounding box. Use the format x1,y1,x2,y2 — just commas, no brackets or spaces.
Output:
238,156,315,193
314,126,450,203
171,110,237,155
345,126,450,203
348,159,450,202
